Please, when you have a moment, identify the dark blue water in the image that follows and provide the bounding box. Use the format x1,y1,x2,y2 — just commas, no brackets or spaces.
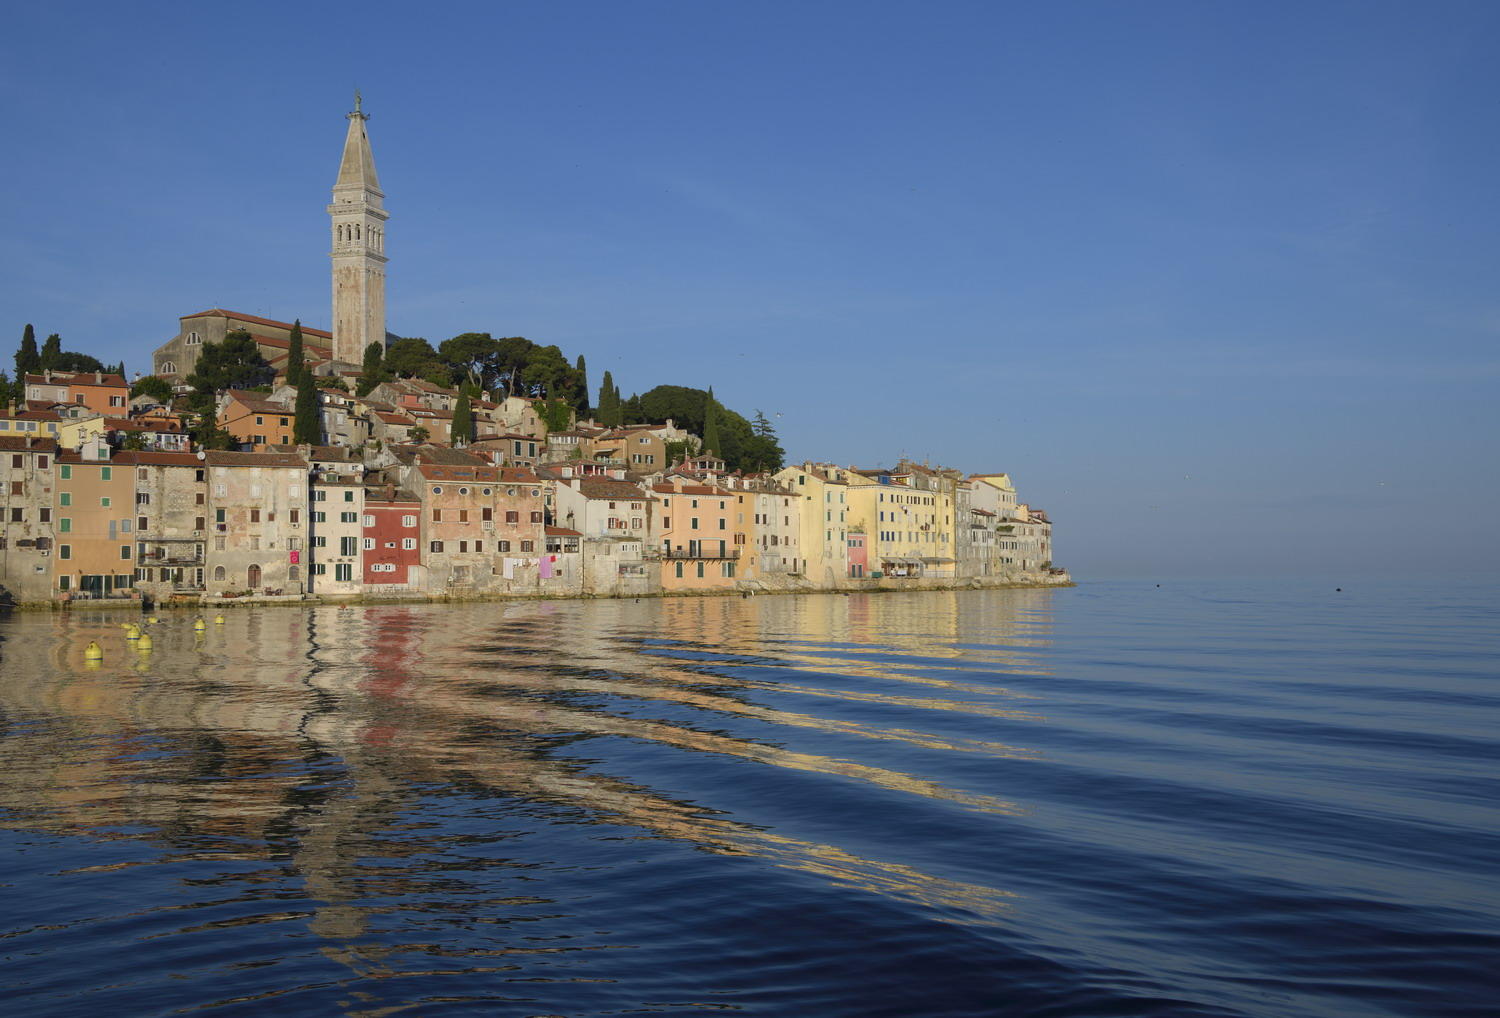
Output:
0,581,1495,1016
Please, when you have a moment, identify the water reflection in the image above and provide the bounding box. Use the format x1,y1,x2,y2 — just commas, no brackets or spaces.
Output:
0,591,1057,1001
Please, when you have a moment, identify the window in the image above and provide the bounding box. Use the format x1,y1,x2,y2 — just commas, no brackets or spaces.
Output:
8,508,22,523
340,536,358,556
530,511,543,523
101,467,111,481
722,562,736,578
402,538,416,550
432,486,443,494
344,490,354,502
696,562,704,578
520,540,533,552
340,512,357,523
312,536,327,548
430,540,444,553
60,464,71,480
121,545,131,560
432,508,442,522
216,508,226,523
675,561,683,578
690,517,699,529
39,507,50,524
505,510,519,523
402,514,417,527
718,519,726,530
474,540,483,552
138,516,148,531
250,509,260,523
497,540,510,552
290,509,299,524
362,514,375,527
335,563,353,582
59,545,71,560
312,490,327,502
482,507,492,522
312,511,326,523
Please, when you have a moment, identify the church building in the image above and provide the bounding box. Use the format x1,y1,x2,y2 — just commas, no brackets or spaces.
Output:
152,96,389,380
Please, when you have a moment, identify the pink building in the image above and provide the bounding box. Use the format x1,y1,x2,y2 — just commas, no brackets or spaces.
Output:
847,532,868,578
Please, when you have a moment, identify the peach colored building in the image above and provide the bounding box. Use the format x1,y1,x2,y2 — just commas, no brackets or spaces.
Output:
24,371,130,416
54,446,137,597
653,478,740,591
218,391,294,448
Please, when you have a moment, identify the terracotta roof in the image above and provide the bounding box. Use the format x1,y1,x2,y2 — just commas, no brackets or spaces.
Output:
182,309,332,339
110,451,203,467
0,436,58,452
202,450,308,468
249,333,331,354
578,479,651,500
652,483,729,496
497,468,541,483
415,446,489,466
417,463,502,482
11,409,62,422
374,411,414,425
545,525,582,537
25,372,128,388
222,390,290,415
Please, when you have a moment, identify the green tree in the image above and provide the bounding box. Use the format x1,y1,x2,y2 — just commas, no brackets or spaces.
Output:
130,375,175,404
664,438,695,468
574,354,590,416
356,340,389,396
186,331,273,397
597,370,619,426
451,389,474,445
293,370,320,444
39,333,62,371
520,344,570,398
53,351,105,373
438,332,500,390
532,397,573,434
285,319,306,386
701,388,721,456
14,324,38,405
409,425,430,444
119,429,147,451
384,336,443,379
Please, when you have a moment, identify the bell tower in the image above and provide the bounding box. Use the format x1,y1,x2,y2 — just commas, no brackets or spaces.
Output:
328,91,388,368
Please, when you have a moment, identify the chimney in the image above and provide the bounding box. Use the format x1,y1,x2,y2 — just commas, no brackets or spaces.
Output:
96,371,103,383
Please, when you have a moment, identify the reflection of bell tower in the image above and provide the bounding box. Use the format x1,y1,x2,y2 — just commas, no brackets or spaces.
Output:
328,91,388,368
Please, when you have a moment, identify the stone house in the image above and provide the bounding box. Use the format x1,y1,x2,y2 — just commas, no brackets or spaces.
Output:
203,450,309,595
306,447,365,596
121,451,208,599
540,525,583,595
0,436,58,602
550,477,657,597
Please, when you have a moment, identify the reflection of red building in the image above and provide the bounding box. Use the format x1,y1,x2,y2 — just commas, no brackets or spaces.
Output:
363,488,422,586
847,532,868,578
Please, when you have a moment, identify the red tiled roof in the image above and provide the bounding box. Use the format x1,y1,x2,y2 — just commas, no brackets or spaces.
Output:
111,451,203,466
182,309,332,339
545,525,582,537
578,479,651,500
0,436,58,452
416,463,502,482
202,450,308,468
25,372,128,388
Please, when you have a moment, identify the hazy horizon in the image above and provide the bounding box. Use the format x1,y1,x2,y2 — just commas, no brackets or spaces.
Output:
3,1,1496,579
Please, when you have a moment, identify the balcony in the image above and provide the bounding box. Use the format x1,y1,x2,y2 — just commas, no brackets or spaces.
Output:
661,548,741,560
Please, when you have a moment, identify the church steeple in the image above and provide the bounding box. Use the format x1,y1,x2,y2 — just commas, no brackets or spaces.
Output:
328,92,388,367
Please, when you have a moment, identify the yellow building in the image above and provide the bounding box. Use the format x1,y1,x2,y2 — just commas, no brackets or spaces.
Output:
774,463,849,586
841,464,956,579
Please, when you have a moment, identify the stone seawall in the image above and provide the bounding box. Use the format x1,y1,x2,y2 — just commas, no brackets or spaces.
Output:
4,572,1073,611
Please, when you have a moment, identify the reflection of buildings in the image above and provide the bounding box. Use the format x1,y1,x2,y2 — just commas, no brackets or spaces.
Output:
0,589,1058,962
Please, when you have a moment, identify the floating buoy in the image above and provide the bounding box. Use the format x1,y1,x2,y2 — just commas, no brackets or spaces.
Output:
193,618,207,632
147,616,160,625
84,641,103,661
124,624,141,641
214,615,226,625
137,633,153,652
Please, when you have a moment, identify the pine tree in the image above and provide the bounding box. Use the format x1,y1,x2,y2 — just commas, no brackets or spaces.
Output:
12,324,37,406
39,333,62,371
451,390,473,446
286,320,305,387
293,370,320,445
574,354,590,416
701,387,721,456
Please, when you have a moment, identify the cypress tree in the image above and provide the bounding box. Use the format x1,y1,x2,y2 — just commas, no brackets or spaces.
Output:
286,319,305,386
575,354,590,416
451,390,473,446
598,370,617,426
356,340,386,397
14,325,38,406
293,370,320,445
39,333,62,371
701,387,721,456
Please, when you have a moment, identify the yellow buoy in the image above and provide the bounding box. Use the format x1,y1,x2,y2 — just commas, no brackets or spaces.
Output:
193,618,207,632
137,632,153,652
124,625,141,640
147,616,160,625
84,641,103,661
214,615,226,625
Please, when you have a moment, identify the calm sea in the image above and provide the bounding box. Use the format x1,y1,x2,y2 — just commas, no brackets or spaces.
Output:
0,581,1495,1017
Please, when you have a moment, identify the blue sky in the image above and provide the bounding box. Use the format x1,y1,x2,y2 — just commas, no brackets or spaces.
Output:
2,1,1496,577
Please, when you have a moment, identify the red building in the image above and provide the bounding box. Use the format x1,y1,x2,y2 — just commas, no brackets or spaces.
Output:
847,532,868,578
362,486,422,587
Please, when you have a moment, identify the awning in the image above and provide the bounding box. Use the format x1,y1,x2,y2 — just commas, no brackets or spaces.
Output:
921,557,956,564
881,556,923,566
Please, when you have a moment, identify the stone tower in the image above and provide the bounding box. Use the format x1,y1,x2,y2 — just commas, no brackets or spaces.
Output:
328,92,388,368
